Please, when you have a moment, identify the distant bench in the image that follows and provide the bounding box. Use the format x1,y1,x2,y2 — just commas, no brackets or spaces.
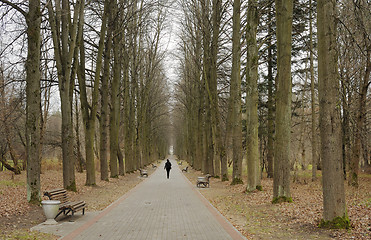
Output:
182,166,188,172
140,169,148,177
197,174,211,188
44,188,86,219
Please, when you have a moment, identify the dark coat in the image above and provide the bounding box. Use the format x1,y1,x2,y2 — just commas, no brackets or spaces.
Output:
164,160,172,170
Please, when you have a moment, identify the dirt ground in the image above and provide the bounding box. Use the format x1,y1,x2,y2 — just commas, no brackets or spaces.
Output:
183,164,370,240
0,162,370,239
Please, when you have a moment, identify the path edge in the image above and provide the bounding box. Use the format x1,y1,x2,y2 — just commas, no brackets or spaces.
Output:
60,170,155,240
179,168,247,240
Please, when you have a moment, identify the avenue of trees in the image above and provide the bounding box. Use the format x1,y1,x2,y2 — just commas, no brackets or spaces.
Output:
0,0,170,200
173,0,369,227
0,0,369,229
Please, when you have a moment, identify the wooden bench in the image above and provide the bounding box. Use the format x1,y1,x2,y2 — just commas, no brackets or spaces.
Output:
152,163,157,169
44,188,86,219
182,166,188,172
140,169,148,177
196,174,211,188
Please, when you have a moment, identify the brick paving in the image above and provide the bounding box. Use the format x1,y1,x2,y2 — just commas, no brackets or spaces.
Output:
33,158,246,240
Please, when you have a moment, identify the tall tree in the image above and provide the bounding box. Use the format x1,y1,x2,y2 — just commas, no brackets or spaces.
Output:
229,0,243,184
272,0,293,203
100,0,114,179
26,0,42,203
109,0,120,178
309,0,318,181
266,5,275,179
0,0,42,202
47,0,82,191
200,0,214,175
77,0,105,185
245,0,260,192
317,0,348,227
348,0,370,188
209,0,223,178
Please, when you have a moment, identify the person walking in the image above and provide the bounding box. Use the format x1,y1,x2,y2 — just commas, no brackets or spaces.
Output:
164,159,172,179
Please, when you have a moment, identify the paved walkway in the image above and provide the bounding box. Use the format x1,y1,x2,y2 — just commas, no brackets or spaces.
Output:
33,158,246,240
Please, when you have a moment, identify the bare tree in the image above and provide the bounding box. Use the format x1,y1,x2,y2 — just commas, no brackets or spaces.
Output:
0,0,42,202
46,0,84,191
228,0,243,185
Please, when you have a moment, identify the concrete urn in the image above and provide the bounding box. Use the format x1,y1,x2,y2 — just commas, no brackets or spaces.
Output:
41,200,60,225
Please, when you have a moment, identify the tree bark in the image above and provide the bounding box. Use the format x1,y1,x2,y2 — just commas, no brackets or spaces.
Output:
246,0,260,191
109,0,121,178
210,0,222,178
229,0,243,184
273,0,293,202
25,0,42,203
74,95,85,173
100,0,114,180
266,7,274,179
309,0,318,181
75,0,99,186
317,0,347,222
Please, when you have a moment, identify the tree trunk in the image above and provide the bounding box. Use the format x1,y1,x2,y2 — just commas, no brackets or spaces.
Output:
267,7,275,179
317,0,348,224
309,0,317,181
74,95,84,173
273,0,293,202
47,0,81,191
230,0,243,184
75,0,98,186
100,0,114,180
340,69,351,179
200,0,214,175
246,0,260,191
349,50,370,187
110,0,121,178
118,146,125,176
195,26,203,172
123,44,133,172
25,0,41,203
210,0,222,178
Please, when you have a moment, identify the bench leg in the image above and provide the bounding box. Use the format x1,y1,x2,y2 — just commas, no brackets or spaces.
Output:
55,210,63,219
64,209,72,216
83,208,85,215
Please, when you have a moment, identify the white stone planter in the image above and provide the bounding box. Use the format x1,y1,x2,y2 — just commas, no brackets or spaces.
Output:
41,200,60,225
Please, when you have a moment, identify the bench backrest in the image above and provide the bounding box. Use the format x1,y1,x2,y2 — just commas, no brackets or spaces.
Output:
205,174,211,182
44,188,69,204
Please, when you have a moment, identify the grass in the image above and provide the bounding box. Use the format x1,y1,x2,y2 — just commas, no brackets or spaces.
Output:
0,229,57,240
0,179,25,187
41,158,62,171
